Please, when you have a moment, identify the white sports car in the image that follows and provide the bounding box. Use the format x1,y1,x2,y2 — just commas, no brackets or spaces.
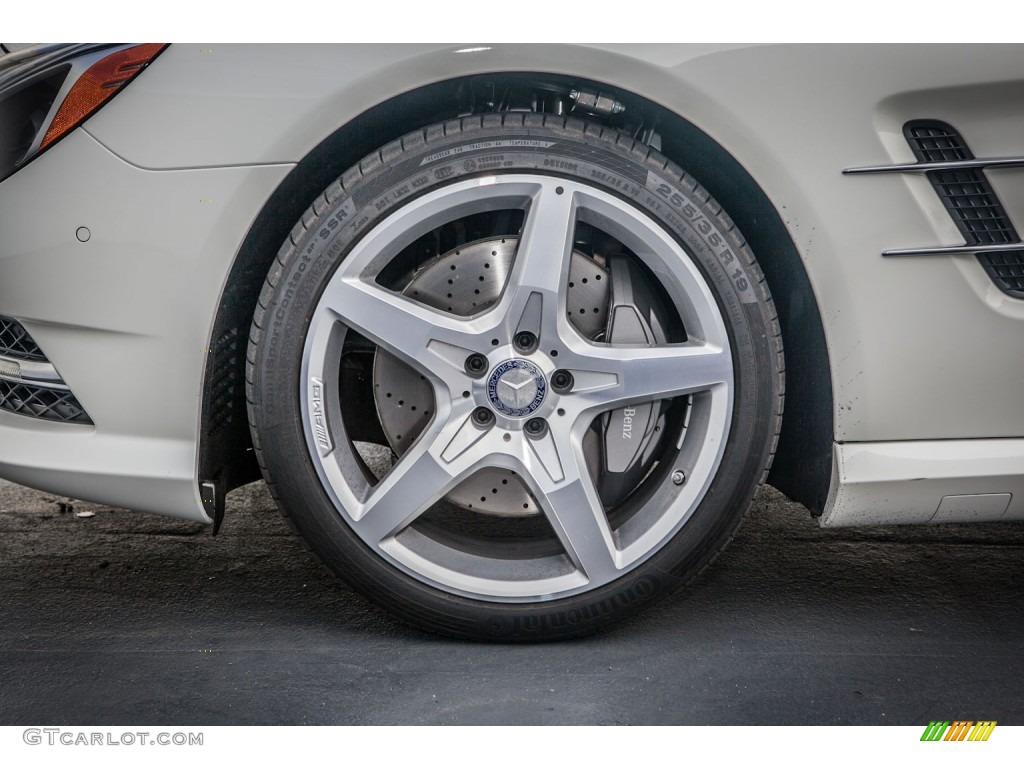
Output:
1,43,1021,640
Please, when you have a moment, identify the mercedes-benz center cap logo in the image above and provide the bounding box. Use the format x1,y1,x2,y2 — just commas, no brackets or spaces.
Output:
487,359,547,417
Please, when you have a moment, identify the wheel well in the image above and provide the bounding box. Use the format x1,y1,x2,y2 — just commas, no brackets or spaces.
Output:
655,117,834,516
198,73,833,520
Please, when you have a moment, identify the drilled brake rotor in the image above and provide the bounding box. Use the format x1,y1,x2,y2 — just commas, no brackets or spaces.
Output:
372,236,609,517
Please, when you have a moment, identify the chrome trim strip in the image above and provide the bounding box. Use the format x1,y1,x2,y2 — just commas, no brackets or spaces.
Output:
882,242,1024,258
844,157,1024,175
0,353,69,390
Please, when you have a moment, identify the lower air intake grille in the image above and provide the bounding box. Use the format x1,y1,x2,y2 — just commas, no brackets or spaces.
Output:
978,251,1024,298
905,120,1023,297
0,315,46,361
0,379,93,424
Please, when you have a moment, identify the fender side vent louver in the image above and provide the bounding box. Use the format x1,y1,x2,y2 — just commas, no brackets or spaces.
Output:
904,122,971,163
845,122,1024,298
978,251,1024,295
905,122,1017,246
904,120,1024,298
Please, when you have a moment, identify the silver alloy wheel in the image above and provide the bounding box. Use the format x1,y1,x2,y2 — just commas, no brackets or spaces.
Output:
300,174,733,602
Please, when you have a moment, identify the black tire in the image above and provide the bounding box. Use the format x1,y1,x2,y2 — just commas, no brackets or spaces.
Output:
247,113,783,641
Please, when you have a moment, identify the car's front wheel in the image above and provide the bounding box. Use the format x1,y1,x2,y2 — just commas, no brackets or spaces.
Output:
247,113,783,640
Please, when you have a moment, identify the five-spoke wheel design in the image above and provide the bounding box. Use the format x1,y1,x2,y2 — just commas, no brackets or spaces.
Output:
301,175,733,601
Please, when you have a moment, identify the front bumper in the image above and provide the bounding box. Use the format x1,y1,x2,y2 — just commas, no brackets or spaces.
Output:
0,128,291,521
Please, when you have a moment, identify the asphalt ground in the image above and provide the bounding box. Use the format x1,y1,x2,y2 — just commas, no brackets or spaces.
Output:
0,477,1022,725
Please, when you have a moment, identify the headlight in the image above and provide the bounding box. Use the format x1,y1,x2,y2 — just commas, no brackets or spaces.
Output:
0,43,166,182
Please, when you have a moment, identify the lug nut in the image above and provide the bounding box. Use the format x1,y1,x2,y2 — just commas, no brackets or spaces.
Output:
551,369,574,392
513,331,537,353
472,407,495,427
465,353,488,377
524,417,547,437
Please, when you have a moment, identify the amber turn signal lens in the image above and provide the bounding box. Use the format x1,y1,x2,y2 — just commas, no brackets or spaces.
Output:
39,43,167,150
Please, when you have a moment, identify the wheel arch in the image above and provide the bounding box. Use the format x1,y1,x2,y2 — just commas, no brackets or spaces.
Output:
198,72,833,521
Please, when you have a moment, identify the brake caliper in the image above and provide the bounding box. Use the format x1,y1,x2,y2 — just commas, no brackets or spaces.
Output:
598,255,669,506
